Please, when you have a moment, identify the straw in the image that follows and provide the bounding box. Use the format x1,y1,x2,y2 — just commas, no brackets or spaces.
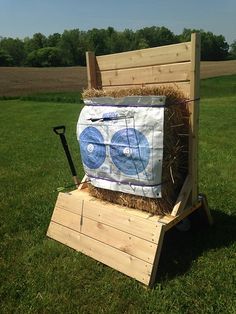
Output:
82,86,189,215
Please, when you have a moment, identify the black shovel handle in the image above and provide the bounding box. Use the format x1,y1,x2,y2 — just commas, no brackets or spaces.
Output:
53,125,65,135
53,125,77,177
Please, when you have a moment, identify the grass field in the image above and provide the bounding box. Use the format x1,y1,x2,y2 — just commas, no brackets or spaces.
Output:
0,75,236,313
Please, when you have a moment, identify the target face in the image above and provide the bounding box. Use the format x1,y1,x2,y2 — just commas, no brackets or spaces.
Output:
79,126,106,169
110,128,150,175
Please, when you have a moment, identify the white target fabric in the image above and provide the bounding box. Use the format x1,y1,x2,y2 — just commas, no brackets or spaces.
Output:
77,96,165,198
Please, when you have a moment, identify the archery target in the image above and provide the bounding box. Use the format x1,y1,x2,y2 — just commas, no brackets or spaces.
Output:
79,126,106,169
77,96,165,198
110,128,150,175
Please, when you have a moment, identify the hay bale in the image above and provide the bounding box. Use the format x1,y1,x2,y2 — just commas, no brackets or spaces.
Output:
82,86,189,215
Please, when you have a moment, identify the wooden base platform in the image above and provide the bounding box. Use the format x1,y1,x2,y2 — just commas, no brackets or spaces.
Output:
47,188,212,287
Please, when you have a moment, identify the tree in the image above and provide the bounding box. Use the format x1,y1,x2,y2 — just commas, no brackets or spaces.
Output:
110,30,136,52
122,29,137,51
47,33,61,47
179,28,229,61
0,49,13,66
26,47,63,67
0,27,231,67
87,28,110,55
0,37,25,65
24,33,47,54
136,26,179,48
230,40,236,59
60,29,87,65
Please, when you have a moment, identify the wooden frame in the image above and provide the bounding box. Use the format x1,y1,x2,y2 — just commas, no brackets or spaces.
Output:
47,33,212,287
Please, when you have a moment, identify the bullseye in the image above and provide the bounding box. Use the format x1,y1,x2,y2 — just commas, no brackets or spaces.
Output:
123,147,133,157
87,143,94,153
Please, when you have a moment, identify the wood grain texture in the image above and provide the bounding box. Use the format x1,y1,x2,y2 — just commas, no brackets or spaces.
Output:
51,206,158,263
47,221,153,285
96,42,191,71
86,51,98,89
148,226,165,288
189,33,201,204
54,191,163,243
171,175,192,216
97,62,190,87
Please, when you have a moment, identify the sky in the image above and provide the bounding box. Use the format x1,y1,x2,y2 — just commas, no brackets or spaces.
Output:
0,0,235,44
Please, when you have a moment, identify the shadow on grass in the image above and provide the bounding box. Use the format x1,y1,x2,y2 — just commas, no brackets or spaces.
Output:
156,208,236,284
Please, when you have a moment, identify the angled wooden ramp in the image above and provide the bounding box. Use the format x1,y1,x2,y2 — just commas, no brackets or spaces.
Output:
47,33,213,287
47,188,211,287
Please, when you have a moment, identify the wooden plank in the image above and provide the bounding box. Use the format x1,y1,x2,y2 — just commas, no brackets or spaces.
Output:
149,214,174,225
60,190,155,220
148,226,165,288
171,175,192,216
103,81,190,97
189,33,201,205
51,206,158,263
164,201,202,231
96,42,191,71
47,221,153,285
55,191,162,243
86,51,98,89
78,175,88,190
98,62,190,87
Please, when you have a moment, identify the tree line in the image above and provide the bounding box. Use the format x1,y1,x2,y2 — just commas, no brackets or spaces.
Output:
0,26,235,67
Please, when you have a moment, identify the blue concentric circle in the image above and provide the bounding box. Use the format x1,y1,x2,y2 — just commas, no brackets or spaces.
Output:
110,128,150,175
79,126,106,169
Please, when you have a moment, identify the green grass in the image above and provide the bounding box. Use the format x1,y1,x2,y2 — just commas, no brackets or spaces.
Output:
20,91,83,104
0,91,83,103
0,77,236,313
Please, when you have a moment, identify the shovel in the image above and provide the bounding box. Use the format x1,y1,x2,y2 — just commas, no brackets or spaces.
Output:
53,125,79,188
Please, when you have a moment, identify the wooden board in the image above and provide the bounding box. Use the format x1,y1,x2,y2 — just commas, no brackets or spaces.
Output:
54,190,163,243
189,33,201,203
86,41,192,94
51,206,158,263
171,175,192,216
47,221,153,285
86,51,97,89
96,41,191,71
47,188,210,286
98,62,190,87
47,189,166,285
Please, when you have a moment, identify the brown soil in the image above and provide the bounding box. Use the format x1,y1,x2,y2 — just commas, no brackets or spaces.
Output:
201,60,236,79
0,66,87,96
1,60,236,97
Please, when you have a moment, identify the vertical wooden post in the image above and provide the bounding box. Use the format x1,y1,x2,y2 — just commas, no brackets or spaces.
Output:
86,51,98,89
189,33,201,205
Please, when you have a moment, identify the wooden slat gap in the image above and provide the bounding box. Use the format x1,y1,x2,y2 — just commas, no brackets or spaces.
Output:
101,80,190,88
98,61,191,74
98,60,191,73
